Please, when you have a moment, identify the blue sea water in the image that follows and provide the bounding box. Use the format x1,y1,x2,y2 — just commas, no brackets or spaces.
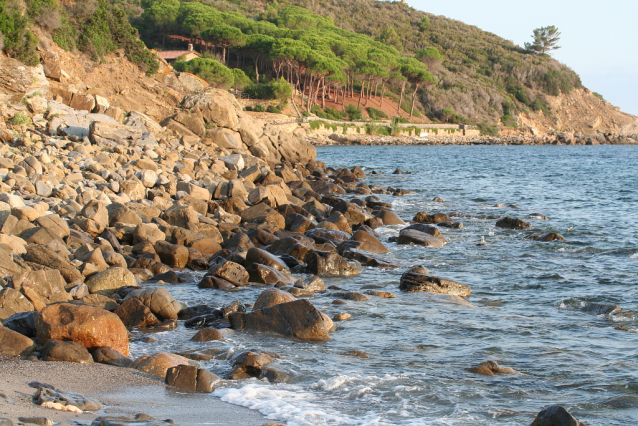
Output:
133,145,638,425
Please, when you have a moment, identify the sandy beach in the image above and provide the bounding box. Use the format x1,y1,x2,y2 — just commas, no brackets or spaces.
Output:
0,356,268,425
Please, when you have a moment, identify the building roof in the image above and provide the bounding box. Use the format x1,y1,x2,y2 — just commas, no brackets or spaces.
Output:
157,50,200,60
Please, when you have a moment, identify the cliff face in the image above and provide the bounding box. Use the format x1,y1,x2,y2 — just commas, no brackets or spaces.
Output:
518,89,638,137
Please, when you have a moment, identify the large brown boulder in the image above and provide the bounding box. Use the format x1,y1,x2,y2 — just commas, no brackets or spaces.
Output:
165,365,221,393
182,90,240,129
36,302,130,355
348,230,389,254
85,267,138,296
124,287,181,320
132,352,190,378
399,267,471,297
154,241,189,268
229,299,329,341
467,360,516,376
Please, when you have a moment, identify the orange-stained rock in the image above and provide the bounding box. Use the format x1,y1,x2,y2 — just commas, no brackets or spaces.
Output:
132,352,190,378
36,302,129,355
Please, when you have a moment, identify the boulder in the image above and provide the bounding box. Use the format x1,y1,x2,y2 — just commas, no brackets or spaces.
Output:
535,233,566,242
91,347,133,368
85,267,137,296
207,260,249,287
36,302,129,355
165,365,221,393
467,360,517,375
162,205,199,228
40,339,94,364
247,263,294,285
240,203,285,229
132,352,190,378
404,223,448,242
253,288,296,311
397,229,446,247
0,288,34,320
17,269,72,306
0,325,36,356
190,327,223,342
182,90,240,129
114,298,159,328
245,247,290,272
229,299,329,340
23,245,83,283
124,287,181,320
132,223,165,244
496,217,531,229
399,267,471,298
347,230,389,254
304,251,362,276
294,275,327,292
154,241,189,268
531,405,585,426
413,212,450,224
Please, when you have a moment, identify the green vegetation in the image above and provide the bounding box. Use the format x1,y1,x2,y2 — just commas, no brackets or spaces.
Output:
367,107,387,120
0,0,159,75
244,78,293,101
8,113,31,125
344,104,362,121
174,58,235,89
477,120,500,136
525,26,561,55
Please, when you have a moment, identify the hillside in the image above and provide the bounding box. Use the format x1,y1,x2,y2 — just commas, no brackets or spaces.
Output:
1,0,637,137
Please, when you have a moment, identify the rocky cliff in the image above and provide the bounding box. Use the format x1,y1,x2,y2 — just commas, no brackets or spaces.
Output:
0,38,316,166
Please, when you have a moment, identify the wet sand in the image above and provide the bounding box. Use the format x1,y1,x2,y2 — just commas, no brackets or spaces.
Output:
0,356,268,425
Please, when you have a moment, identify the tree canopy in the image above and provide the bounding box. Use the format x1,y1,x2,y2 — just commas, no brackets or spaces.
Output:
525,26,561,55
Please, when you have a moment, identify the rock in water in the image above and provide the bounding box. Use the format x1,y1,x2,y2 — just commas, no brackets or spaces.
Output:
467,360,517,375
399,267,471,297
531,405,585,426
495,217,531,229
229,299,330,340
36,302,129,355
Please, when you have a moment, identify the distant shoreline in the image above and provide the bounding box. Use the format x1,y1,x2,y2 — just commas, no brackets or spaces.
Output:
308,133,638,146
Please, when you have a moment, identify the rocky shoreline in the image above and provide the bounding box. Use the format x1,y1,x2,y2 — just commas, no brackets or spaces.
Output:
0,74,587,424
308,131,638,146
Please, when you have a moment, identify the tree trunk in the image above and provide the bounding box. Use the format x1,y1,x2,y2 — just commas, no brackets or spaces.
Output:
222,47,226,64
357,80,364,109
410,82,421,117
398,81,406,114
321,79,326,109
380,82,387,107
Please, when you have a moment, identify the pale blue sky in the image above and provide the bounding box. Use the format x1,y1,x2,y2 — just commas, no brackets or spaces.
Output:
407,0,638,116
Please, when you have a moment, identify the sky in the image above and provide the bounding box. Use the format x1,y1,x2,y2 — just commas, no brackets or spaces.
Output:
406,0,638,116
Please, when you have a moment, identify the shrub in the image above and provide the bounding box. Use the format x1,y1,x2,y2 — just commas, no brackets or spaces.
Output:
501,114,518,128
0,0,39,66
253,104,265,112
344,104,362,121
244,106,253,111
174,58,234,89
365,125,390,136
266,105,281,114
367,107,388,120
593,92,604,100
245,78,292,101
477,121,499,136
324,107,345,120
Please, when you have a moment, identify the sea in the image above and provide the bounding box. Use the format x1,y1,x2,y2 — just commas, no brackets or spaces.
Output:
131,145,638,426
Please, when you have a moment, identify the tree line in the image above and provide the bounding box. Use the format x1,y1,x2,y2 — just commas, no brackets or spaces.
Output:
139,1,441,116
